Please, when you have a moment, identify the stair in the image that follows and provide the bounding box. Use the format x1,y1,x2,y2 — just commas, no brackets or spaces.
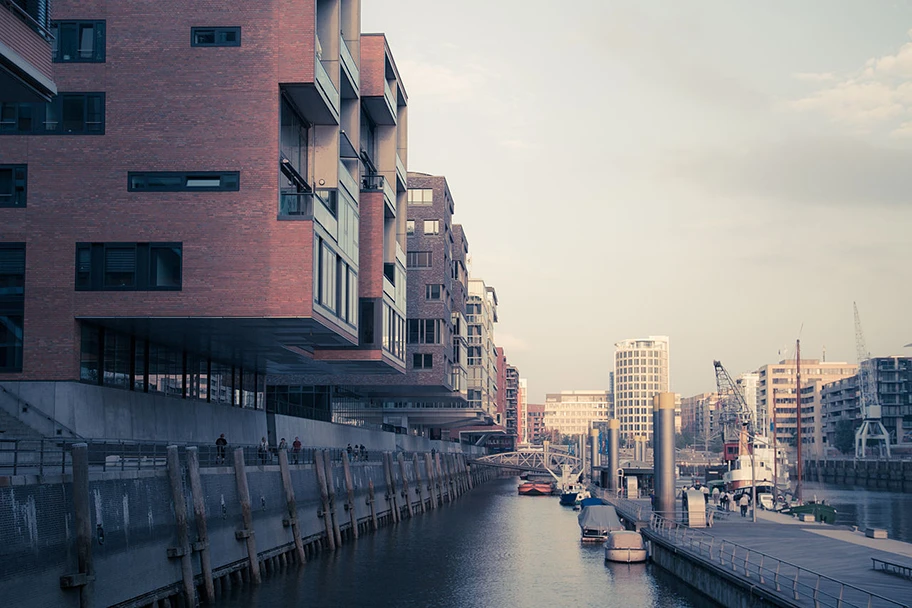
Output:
0,407,44,440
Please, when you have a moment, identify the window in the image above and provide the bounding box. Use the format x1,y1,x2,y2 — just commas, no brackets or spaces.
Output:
0,244,25,372
406,220,415,235
0,165,26,208
75,243,182,291
52,21,105,62
468,346,482,366
0,93,104,135
425,284,442,300
407,188,433,205
407,319,443,344
413,353,432,369
128,172,239,192
191,27,241,47
406,251,431,268
423,220,440,235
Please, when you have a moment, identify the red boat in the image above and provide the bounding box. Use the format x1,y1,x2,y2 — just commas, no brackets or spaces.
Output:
518,482,553,496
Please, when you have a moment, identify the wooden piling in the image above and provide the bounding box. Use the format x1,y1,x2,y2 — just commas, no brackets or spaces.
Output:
435,453,447,503
323,450,342,547
166,447,196,607
396,453,413,518
185,447,215,603
313,450,335,551
232,448,261,584
341,452,358,539
71,443,94,608
367,479,378,530
412,454,425,513
381,452,398,522
277,449,307,564
424,453,438,509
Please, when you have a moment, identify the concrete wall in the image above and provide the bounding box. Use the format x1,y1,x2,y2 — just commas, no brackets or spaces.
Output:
0,450,491,607
804,459,912,493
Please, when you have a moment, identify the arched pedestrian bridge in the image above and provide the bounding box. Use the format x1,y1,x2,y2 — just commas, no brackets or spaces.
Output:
469,445,581,478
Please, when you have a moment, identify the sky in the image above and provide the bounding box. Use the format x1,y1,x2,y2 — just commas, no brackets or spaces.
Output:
363,0,912,403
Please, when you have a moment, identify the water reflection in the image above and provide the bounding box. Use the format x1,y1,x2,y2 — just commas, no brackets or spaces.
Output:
802,482,912,542
216,477,710,608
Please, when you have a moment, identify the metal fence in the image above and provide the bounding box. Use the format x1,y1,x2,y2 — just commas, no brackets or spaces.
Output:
0,439,446,476
647,512,909,608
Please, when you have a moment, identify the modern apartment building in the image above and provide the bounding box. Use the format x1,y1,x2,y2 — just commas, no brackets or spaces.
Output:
822,356,912,451
614,336,670,442
543,390,612,438
0,0,411,444
680,392,721,448
504,363,519,445
736,372,760,427
526,403,545,443
757,359,856,456
518,377,527,443
467,277,498,419
1,0,56,101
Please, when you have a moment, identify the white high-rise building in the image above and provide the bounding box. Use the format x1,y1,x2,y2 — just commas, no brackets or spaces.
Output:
736,372,760,431
543,390,613,437
614,336,670,443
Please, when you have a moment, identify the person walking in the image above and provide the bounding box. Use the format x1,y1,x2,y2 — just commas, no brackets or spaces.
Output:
711,486,720,505
258,437,269,465
215,433,228,464
292,437,302,464
739,493,750,517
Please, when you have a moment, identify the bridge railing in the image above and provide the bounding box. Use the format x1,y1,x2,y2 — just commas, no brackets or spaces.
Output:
646,512,909,608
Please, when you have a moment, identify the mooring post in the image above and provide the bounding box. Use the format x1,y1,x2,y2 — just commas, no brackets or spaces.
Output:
465,455,474,490
232,448,261,584
435,453,447,503
166,446,196,606
653,394,676,519
186,447,215,603
67,443,94,608
413,454,426,513
278,449,306,564
425,453,438,508
341,451,358,539
367,478,378,530
313,450,335,551
447,455,457,498
388,452,402,522
397,453,413,518
323,450,343,547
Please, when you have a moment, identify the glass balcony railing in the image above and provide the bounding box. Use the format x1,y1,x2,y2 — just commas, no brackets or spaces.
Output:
383,79,396,118
339,36,359,88
280,190,338,233
338,161,359,199
314,55,340,117
361,173,384,191
382,175,396,209
396,153,407,188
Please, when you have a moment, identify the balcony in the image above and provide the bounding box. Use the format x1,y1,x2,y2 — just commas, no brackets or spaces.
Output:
361,173,395,211
383,263,395,299
339,35,359,99
362,78,397,125
396,153,407,191
281,52,339,125
279,190,338,236
338,160,359,200
0,0,56,102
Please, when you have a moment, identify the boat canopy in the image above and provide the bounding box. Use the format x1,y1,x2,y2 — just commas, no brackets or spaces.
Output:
578,497,608,508
578,505,624,532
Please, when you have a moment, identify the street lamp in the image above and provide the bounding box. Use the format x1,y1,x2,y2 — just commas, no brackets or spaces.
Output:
742,429,773,523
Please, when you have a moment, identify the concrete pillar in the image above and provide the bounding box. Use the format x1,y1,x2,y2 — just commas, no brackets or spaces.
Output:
278,449,307,562
313,450,335,551
607,419,620,493
590,428,600,482
232,448,261,584
71,443,94,608
653,393,676,519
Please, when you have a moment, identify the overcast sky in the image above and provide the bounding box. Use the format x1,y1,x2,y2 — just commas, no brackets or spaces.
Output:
363,1,912,403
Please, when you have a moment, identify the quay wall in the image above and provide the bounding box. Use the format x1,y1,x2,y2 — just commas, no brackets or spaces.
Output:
804,459,912,493
644,531,798,608
0,450,494,608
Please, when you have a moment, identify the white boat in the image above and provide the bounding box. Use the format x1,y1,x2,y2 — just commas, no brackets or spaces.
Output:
578,505,623,543
604,530,647,563
722,441,789,491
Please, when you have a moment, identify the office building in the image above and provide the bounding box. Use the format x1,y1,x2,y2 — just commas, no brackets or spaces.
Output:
614,336,670,442
543,390,612,438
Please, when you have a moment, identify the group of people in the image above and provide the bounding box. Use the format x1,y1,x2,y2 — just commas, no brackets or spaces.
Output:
346,443,368,461
718,491,752,517
216,435,305,465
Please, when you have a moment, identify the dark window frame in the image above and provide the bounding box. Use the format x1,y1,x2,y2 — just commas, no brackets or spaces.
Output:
52,20,106,62
75,242,183,291
0,165,27,208
0,243,26,373
128,172,240,192
0,93,105,135
191,26,241,47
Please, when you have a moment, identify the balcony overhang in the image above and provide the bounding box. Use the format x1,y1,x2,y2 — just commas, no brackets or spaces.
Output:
312,347,406,374
362,94,396,126
76,315,358,374
281,74,339,126
0,40,56,102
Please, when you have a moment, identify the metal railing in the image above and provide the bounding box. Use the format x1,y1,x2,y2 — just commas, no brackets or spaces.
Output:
0,438,456,476
2,0,54,40
647,512,909,608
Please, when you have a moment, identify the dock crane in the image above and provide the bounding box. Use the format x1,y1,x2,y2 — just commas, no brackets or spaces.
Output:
713,360,754,461
853,302,891,458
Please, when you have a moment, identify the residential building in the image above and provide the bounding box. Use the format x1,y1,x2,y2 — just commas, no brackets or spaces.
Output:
518,377,527,443
504,364,519,446
467,278,498,419
823,356,912,451
494,346,506,426
526,403,545,443
674,392,682,434
680,392,721,448
1,0,56,101
614,336,670,443
757,359,856,457
0,0,413,444
543,390,612,438
736,372,760,428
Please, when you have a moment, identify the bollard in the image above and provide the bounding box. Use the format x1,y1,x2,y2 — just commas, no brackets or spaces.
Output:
397,453,413,518
413,454,426,514
186,448,215,604
367,478,378,530
166,446,196,607
232,448,261,584
313,450,335,551
341,452,359,539
278,450,307,564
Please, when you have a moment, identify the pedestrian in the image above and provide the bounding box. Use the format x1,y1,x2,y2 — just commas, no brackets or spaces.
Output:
347,443,353,460
358,444,366,461
292,436,302,464
258,436,269,465
701,484,710,504
650,492,657,510
279,437,287,453
739,493,750,517
711,487,720,505
215,433,228,464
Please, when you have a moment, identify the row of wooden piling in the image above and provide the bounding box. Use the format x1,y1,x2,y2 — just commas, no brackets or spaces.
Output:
66,443,494,608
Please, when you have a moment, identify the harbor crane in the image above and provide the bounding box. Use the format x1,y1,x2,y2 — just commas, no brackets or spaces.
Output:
713,360,755,461
853,302,891,459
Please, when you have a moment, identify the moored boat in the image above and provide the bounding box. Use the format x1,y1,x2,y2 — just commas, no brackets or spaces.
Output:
518,481,553,496
578,504,623,542
604,530,647,563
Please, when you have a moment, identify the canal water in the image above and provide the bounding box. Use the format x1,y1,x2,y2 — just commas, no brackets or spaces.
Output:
801,482,912,543
214,476,710,608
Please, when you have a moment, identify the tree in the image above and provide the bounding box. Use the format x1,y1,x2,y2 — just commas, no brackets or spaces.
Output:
835,419,855,455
